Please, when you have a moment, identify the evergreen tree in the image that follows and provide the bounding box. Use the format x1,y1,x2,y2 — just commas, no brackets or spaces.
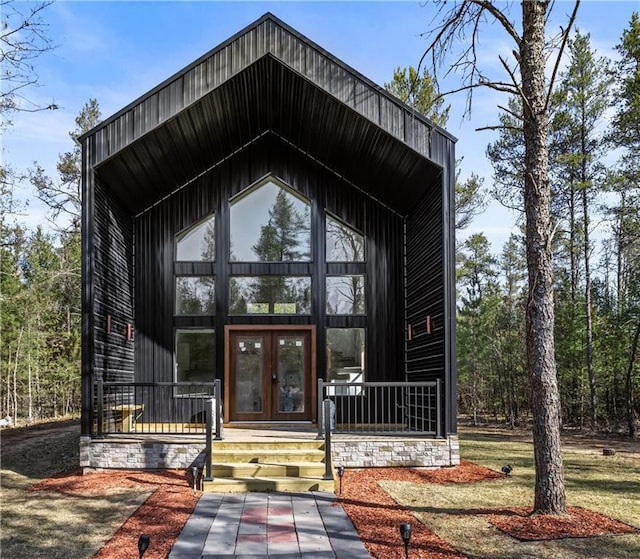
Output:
606,13,640,436
551,30,613,430
384,66,450,127
30,99,101,229
457,233,498,425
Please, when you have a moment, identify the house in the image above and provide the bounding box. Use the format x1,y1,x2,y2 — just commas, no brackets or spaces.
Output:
79,13,458,472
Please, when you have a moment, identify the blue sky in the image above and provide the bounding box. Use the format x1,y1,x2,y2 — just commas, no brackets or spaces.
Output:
3,0,637,252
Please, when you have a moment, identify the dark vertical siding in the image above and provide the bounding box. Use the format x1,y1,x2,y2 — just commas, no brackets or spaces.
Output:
81,142,95,435
433,133,458,435
93,180,135,383
134,135,403,391
405,180,445,384
405,149,456,435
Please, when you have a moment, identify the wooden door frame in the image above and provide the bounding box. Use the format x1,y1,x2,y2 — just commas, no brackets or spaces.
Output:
224,325,317,423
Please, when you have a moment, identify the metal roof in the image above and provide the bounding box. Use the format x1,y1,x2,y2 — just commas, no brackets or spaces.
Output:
84,13,456,217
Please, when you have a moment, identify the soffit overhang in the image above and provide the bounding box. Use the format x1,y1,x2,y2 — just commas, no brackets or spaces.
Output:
94,55,442,216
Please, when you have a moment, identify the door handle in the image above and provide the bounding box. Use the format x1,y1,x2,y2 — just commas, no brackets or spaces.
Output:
272,374,277,383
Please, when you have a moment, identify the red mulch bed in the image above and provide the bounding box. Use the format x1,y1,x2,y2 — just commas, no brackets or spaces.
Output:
29,460,639,559
487,506,640,541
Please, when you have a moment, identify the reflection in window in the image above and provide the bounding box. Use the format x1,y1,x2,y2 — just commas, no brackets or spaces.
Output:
176,215,215,261
326,328,365,394
326,215,364,262
175,277,215,315
277,337,305,413
230,180,311,262
175,329,215,395
229,276,311,315
235,337,263,413
326,276,365,315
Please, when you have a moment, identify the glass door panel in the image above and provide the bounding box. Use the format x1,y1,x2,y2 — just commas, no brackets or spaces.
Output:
276,336,305,414
232,336,267,419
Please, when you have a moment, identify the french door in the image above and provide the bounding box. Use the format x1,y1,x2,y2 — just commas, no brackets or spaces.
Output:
227,327,314,422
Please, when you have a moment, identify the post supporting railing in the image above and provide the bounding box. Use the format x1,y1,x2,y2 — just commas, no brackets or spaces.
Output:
316,378,324,439
214,379,223,440
436,378,443,438
322,399,334,481
204,397,213,481
96,378,104,437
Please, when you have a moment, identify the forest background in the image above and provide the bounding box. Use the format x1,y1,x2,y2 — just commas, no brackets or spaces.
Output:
1,1,639,436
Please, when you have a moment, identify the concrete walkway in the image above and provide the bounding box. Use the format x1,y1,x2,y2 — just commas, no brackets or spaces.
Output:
167,491,372,559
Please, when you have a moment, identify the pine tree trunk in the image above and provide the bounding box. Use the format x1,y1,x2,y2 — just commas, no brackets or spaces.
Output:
520,0,567,515
582,170,596,431
626,319,639,438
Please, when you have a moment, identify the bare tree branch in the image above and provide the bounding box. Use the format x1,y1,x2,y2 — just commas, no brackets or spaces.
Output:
544,0,581,110
0,0,57,125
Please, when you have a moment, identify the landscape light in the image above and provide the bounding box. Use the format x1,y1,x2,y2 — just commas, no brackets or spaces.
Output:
337,465,345,494
399,522,412,559
138,534,150,558
192,466,199,493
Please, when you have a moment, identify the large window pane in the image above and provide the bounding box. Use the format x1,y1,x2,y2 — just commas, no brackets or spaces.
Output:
326,215,364,262
175,329,215,394
326,275,365,315
229,276,311,315
326,328,365,394
176,215,215,261
230,180,311,262
175,277,215,315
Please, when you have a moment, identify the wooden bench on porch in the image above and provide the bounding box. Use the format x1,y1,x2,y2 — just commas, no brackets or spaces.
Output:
108,404,144,432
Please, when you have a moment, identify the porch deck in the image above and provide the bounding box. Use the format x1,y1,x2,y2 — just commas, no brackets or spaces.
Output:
102,423,423,442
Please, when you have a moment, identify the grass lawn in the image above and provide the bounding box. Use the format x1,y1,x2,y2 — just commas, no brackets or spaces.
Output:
382,426,640,559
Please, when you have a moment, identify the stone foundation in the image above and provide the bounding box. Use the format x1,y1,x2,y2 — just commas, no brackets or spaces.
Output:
80,436,206,471
332,436,459,468
80,435,460,471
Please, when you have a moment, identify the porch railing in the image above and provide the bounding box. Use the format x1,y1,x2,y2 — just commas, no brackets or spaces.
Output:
93,380,222,437
316,379,442,438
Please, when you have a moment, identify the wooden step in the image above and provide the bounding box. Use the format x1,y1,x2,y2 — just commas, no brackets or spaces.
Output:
202,439,334,494
202,475,336,493
212,440,324,451
211,462,326,478
211,449,325,463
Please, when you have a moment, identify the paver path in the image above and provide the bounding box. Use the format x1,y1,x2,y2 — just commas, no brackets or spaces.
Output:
168,491,371,559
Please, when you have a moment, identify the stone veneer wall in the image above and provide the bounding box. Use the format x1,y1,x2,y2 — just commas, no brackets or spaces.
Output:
333,436,459,468
80,436,460,471
79,436,206,471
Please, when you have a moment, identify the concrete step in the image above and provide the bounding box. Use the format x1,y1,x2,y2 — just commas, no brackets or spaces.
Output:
202,475,336,493
211,461,326,478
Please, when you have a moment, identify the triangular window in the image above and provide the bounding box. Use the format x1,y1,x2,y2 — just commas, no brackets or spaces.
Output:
230,178,311,262
175,215,215,261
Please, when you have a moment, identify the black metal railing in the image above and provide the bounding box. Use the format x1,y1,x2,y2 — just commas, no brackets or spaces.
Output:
316,379,442,438
93,380,222,437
